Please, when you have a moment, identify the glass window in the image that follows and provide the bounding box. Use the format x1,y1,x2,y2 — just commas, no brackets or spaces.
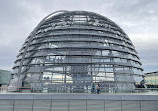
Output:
51,100,68,111
87,100,104,111
0,100,13,111
105,101,121,111
33,100,51,111
122,101,140,111
141,101,156,111
69,100,86,111
14,100,33,111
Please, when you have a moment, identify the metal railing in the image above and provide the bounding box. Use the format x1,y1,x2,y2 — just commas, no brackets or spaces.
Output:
1,86,158,94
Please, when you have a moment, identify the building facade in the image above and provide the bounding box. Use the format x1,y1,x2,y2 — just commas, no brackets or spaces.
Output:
8,11,144,92
0,69,11,86
145,71,158,88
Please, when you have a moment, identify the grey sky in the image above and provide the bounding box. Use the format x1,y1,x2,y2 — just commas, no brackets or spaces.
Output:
0,0,158,73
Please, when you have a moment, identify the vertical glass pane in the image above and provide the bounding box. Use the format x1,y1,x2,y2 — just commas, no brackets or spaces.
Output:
51,100,68,111
105,101,121,111
141,101,156,111
87,100,104,111
0,100,13,111
33,100,51,111
156,101,158,110
14,100,33,111
69,100,86,111
122,101,140,111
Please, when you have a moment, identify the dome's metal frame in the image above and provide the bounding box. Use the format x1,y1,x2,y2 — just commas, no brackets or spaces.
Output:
9,11,144,92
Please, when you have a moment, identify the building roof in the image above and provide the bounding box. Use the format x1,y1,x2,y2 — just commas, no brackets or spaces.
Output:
145,71,158,75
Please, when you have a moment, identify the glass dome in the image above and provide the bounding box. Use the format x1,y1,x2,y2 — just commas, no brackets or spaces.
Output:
9,11,144,92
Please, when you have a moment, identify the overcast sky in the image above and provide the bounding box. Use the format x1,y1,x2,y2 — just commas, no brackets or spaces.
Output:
0,0,158,73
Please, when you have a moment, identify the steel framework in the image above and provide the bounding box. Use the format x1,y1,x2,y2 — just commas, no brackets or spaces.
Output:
9,11,144,92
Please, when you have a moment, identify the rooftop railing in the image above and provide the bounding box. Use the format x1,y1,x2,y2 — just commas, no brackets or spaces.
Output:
1,87,158,94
